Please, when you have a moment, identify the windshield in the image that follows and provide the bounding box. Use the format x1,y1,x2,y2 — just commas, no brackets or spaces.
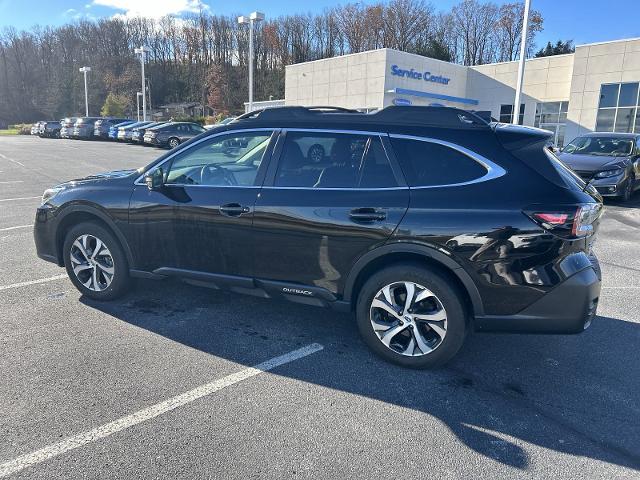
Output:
563,136,634,156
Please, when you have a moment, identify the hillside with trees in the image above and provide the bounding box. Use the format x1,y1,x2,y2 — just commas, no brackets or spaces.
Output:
0,0,544,124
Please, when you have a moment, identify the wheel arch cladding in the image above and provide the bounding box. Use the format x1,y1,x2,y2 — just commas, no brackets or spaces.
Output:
55,206,133,268
344,244,484,318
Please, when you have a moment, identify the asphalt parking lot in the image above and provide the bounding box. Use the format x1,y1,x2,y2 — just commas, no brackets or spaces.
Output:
0,135,639,478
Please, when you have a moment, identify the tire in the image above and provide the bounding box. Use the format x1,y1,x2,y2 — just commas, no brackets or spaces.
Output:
168,137,180,149
620,175,634,202
356,263,467,368
63,222,131,300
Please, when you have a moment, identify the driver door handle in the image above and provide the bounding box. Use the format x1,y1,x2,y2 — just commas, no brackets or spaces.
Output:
349,207,387,222
220,203,251,217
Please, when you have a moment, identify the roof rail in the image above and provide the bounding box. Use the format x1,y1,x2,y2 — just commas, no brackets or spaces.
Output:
234,105,490,128
305,106,360,113
369,106,489,127
234,105,361,122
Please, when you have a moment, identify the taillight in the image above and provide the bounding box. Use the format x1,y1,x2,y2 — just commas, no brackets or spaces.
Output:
525,204,602,238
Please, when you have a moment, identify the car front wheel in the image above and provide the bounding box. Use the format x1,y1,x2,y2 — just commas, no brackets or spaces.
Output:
620,174,635,202
356,264,467,368
168,137,180,149
63,222,131,300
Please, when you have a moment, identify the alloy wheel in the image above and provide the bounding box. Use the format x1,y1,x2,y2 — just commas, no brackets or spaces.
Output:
169,138,179,148
369,281,447,357
69,234,115,292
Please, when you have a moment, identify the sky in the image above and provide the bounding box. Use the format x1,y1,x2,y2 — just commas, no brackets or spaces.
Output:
0,0,639,50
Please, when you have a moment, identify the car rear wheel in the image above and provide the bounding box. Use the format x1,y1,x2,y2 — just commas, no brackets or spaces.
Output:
356,264,467,368
63,222,131,300
168,137,180,149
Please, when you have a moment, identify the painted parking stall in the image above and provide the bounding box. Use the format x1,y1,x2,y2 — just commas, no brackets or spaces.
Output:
0,136,638,478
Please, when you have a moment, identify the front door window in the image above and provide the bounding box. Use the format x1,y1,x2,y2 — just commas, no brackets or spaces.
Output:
165,131,274,187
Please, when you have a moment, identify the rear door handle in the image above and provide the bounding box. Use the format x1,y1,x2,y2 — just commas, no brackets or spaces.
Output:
220,203,251,217
349,207,387,222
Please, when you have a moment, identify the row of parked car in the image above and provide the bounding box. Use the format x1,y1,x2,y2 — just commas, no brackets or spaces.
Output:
30,117,208,149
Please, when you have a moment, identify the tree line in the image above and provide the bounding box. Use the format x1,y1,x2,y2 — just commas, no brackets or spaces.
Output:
0,0,546,124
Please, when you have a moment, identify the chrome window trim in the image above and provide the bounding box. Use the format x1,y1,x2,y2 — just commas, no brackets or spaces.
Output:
133,128,277,187
389,134,507,189
261,186,409,191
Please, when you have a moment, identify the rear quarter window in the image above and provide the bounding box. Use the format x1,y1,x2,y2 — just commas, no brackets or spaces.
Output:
390,138,488,187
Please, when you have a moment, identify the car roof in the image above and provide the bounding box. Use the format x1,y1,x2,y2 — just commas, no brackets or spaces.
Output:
582,132,639,139
218,105,491,135
120,121,149,128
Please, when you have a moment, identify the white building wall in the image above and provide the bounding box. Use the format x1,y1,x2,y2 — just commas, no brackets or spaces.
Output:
383,49,469,107
468,54,573,125
565,38,640,141
285,50,387,110
284,38,640,142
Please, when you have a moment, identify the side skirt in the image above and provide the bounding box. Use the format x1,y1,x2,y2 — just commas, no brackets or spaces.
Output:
133,267,351,312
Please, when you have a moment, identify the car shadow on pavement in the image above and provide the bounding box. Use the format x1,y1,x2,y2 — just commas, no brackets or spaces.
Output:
605,191,640,209
81,279,640,472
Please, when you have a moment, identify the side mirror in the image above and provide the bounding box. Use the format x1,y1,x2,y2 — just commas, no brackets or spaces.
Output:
145,168,164,190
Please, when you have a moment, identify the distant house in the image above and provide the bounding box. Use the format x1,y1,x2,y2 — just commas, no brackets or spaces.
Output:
157,102,211,119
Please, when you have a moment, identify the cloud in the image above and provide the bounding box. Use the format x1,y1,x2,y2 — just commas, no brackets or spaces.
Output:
92,0,208,19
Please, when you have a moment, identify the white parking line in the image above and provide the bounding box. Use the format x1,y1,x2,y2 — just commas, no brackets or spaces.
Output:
0,196,40,202
0,180,24,184
0,275,67,291
0,152,25,167
0,224,32,232
0,343,324,478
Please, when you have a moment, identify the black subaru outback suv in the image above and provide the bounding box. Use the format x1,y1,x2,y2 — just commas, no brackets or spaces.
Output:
34,106,603,368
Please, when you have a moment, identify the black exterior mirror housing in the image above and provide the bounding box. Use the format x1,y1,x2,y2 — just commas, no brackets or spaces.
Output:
145,168,164,190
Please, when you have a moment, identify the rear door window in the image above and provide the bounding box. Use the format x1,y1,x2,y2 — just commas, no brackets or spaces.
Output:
274,131,397,188
390,137,487,187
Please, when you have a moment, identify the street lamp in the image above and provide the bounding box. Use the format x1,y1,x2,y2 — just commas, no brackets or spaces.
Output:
79,66,91,117
513,0,531,125
238,11,265,112
134,47,150,121
136,92,143,121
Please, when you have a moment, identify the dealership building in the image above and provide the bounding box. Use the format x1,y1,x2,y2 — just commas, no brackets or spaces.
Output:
277,37,640,147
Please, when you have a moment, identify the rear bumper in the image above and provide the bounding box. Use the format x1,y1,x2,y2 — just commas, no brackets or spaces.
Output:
474,262,601,334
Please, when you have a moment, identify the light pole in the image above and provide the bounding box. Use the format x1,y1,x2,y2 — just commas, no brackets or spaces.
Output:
238,12,265,112
513,0,531,125
136,92,143,121
79,66,91,117
134,47,150,121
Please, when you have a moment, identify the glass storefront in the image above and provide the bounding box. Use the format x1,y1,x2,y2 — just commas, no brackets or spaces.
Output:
595,82,640,133
534,101,568,147
499,104,525,124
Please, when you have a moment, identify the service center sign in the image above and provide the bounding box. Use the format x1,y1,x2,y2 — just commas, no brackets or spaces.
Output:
390,65,451,85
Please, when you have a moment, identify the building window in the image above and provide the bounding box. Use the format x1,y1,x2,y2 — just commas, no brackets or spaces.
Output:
499,104,525,124
534,101,569,147
596,82,640,133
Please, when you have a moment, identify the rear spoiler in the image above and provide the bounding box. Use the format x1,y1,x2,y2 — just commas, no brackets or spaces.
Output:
492,123,573,188
492,123,554,152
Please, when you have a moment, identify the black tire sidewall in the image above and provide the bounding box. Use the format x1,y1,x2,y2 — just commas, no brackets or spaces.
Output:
63,222,130,300
169,138,179,148
622,176,634,202
356,264,467,368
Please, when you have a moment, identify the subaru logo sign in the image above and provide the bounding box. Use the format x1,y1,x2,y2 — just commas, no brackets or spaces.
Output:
390,65,451,85
393,98,412,106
